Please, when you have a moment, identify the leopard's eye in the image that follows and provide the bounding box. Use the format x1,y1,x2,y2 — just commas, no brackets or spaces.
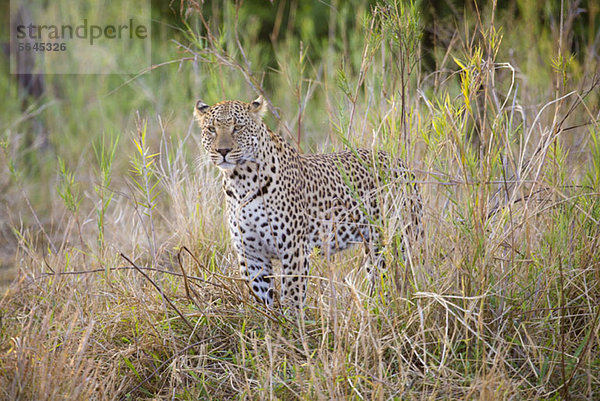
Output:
233,125,243,133
206,126,216,135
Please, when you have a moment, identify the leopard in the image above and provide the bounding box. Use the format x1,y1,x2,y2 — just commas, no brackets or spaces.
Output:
194,96,423,311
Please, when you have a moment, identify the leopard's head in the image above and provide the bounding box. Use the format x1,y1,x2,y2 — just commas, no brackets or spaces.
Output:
194,96,268,170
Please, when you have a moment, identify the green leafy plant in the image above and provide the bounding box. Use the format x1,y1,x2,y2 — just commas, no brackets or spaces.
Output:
93,132,119,257
128,116,160,266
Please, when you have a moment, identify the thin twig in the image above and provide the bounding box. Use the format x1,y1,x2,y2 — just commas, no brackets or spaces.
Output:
120,253,200,341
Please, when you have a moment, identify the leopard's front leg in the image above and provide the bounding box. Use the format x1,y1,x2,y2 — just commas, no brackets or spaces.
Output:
238,252,274,307
280,241,310,312
228,202,275,307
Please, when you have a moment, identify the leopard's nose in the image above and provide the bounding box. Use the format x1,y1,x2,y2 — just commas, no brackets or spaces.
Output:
216,148,231,157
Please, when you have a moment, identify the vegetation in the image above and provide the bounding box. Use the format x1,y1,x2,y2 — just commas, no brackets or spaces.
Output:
1,0,599,399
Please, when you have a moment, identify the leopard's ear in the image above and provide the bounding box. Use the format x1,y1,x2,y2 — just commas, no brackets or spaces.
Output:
195,100,210,115
248,96,268,121
194,100,210,122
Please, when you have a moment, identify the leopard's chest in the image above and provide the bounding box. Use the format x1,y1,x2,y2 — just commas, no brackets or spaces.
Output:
222,166,282,257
